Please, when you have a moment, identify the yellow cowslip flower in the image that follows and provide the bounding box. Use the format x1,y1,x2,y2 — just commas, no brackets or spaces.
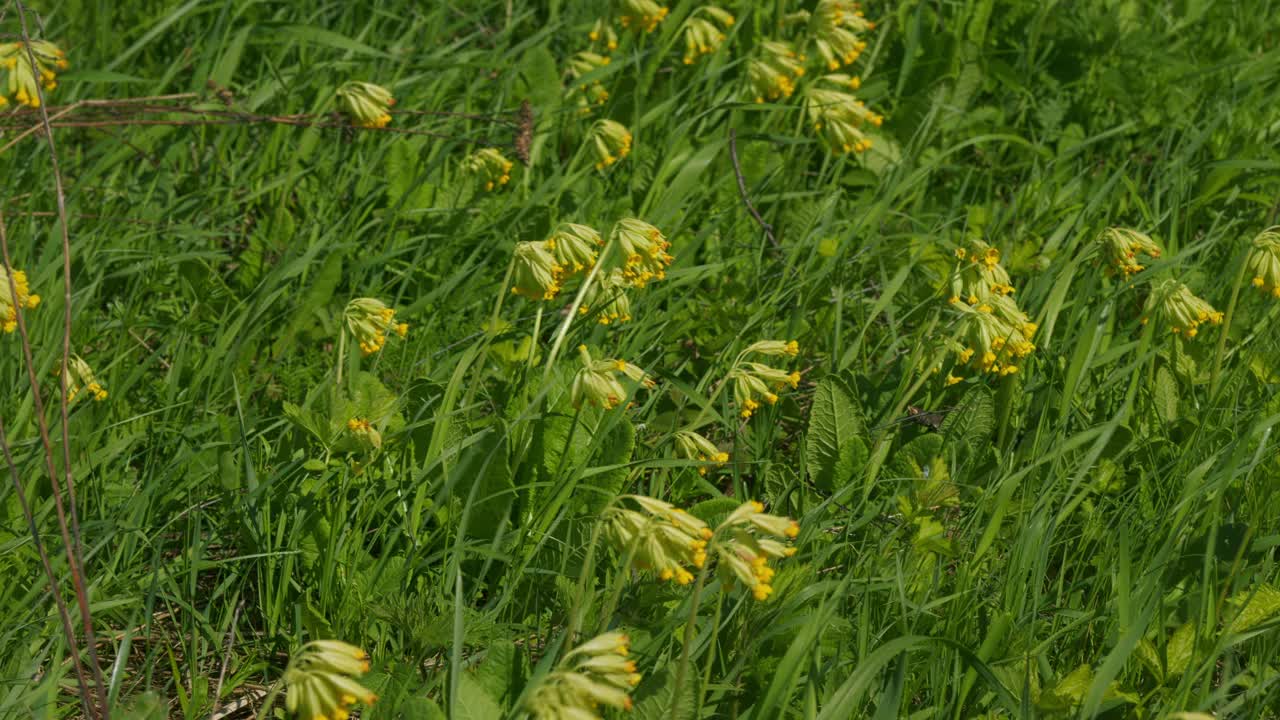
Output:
283,640,377,720
336,81,395,128
729,362,799,419
344,297,408,356
680,6,734,65
579,269,633,325
950,300,1035,376
511,241,563,300
547,222,603,278
346,417,382,450
1246,226,1280,299
63,355,108,402
1098,227,1162,277
523,632,640,719
610,218,672,288
808,0,875,70
606,494,711,583
804,78,883,155
714,501,799,601
618,0,669,33
952,239,1015,300
673,429,729,475
747,40,805,103
0,40,68,108
588,119,633,170
743,339,800,358
588,18,619,52
1,266,41,334
1143,279,1223,339
571,345,654,410
462,148,514,191
567,51,612,114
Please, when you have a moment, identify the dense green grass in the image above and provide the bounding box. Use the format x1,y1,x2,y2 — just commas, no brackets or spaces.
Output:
2,0,1280,717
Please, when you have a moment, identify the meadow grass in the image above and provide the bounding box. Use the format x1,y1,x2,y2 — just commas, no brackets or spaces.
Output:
2,0,1280,718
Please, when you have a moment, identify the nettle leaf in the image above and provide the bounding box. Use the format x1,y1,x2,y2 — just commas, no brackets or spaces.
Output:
887,434,945,479
1153,365,1179,423
939,384,995,452
529,411,590,510
473,639,520,707
805,377,868,493
630,668,697,720
454,672,504,720
1166,622,1197,678
1037,664,1092,711
1226,584,1280,636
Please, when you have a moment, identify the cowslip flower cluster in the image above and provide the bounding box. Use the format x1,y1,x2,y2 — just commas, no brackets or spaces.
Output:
1246,226,1280,299
571,345,654,410
567,51,613,114
945,241,1037,383
462,148,514,191
588,119,633,170
605,495,799,601
0,40,68,108
336,81,394,128
64,355,108,402
588,20,619,53
282,640,377,720
611,218,671,287
579,269,633,325
618,0,670,33
1,266,41,333
523,632,640,719
1098,227,1162,277
605,495,712,585
673,429,728,475
726,340,801,419
344,298,408,355
346,418,382,450
747,40,805,103
804,75,883,154
1143,279,1223,339
511,223,605,302
804,0,875,71
680,6,735,65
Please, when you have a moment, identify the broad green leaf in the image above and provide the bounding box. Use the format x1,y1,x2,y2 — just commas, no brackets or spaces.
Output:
805,377,868,492
1166,622,1197,678
939,384,995,452
1153,365,1179,423
454,672,504,720
461,431,513,543
581,418,635,513
1226,584,1280,636
473,639,519,707
1037,664,1092,711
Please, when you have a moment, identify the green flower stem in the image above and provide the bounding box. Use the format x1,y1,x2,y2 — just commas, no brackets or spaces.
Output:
1208,249,1249,400
671,564,710,718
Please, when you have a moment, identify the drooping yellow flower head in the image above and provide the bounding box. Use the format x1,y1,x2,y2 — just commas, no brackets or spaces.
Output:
1098,227,1162,277
808,0,875,71
715,501,799,601
747,40,805,103
948,300,1035,378
743,339,800,358
336,81,395,128
680,6,734,65
1143,279,1223,339
803,74,883,154
673,430,729,475
1,266,41,334
523,632,640,720
0,40,68,108
567,51,613,113
547,222,604,278
346,417,382,450
618,0,670,33
727,342,801,419
579,269,633,325
1246,227,1280,299
283,640,377,720
64,355,108,402
952,239,1014,300
588,119,633,170
571,345,654,410
588,19,620,52
344,297,408,355
511,241,562,301
462,148,514,191
610,218,672,288
606,494,711,584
